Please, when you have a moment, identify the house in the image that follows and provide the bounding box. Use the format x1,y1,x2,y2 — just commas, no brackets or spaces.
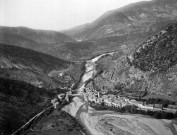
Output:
154,104,163,109
138,104,153,110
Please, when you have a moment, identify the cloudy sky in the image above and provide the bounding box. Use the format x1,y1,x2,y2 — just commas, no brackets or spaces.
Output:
0,0,150,30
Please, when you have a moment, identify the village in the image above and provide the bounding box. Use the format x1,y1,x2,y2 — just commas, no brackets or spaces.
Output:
87,88,177,114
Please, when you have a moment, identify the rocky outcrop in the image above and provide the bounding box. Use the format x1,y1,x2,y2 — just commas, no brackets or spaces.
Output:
128,23,177,73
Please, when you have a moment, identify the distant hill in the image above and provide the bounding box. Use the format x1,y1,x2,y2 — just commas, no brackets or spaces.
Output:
61,23,90,41
0,26,75,51
46,41,99,61
0,26,75,44
1,0,177,63
62,0,177,41
0,26,129,62
0,44,83,89
46,38,129,61
2,1,177,63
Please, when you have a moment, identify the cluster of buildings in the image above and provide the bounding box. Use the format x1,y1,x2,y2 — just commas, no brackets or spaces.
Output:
88,91,177,113
89,92,153,109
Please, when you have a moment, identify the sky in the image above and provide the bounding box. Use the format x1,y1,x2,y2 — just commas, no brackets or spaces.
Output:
0,0,150,30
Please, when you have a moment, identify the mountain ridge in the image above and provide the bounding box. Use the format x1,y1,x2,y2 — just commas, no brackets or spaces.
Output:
0,26,75,44
0,26,75,54
62,0,177,40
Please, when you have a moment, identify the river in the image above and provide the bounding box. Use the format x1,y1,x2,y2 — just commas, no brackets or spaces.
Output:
66,52,117,135
78,52,115,93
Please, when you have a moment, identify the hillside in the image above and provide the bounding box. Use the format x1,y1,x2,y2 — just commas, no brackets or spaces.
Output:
0,78,55,134
0,44,83,89
85,23,177,113
0,26,75,53
62,0,177,41
46,31,154,61
0,44,86,135
128,23,177,73
0,26,75,44
45,41,118,61
0,77,88,135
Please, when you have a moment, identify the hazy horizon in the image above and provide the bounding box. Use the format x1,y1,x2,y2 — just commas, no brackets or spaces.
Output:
0,0,150,31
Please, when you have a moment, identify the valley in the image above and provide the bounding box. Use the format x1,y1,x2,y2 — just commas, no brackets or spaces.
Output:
2,23,177,134
2,38,177,134
1,0,177,135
